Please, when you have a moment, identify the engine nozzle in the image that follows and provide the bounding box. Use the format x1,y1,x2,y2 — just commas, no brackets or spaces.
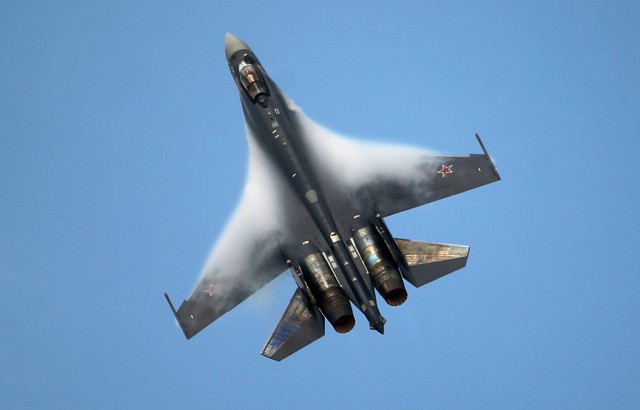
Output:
353,224,408,306
301,251,355,333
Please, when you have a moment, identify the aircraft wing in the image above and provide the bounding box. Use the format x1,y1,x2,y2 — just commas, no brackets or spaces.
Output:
165,139,291,339
165,236,287,340
364,135,500,217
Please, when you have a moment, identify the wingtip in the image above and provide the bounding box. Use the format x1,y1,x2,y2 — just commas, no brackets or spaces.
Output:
475,133,500,179
164,293,177,315
475,133,486,153
164,292,192,339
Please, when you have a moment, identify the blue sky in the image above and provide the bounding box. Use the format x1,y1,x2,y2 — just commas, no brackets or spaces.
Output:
2,1,639,408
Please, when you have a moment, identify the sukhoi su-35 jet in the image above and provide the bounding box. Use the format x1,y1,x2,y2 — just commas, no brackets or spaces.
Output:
164,34,501,361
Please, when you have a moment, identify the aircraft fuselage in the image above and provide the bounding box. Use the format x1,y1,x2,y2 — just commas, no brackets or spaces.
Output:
225,34,386,333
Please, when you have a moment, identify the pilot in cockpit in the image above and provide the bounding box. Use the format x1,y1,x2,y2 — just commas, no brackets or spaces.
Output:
238,57,269,106
240,64,258,85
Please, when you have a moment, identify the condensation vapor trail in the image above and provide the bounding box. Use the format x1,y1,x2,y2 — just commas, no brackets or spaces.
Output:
192,108,436,296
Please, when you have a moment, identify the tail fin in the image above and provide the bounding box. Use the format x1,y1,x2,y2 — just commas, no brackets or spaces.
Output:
395,239,469,288
261,289,325,361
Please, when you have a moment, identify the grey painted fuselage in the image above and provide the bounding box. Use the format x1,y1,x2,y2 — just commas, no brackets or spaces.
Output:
225,34,386,332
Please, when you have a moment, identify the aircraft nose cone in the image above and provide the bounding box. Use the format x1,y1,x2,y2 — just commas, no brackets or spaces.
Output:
225,33,250,60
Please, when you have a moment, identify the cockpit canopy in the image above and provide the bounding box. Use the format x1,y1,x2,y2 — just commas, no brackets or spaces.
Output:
238,56,269,106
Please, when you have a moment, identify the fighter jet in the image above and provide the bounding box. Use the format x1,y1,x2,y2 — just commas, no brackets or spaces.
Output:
164,33,500,361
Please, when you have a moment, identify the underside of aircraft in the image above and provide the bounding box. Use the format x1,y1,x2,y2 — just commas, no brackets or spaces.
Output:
164,34,500,361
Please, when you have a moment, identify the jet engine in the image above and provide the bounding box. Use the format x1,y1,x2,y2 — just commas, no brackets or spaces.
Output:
300,251,355,333
353,224,408,306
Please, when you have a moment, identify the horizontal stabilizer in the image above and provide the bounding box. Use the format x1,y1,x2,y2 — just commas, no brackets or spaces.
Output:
395,239,469,288
261,289,325,361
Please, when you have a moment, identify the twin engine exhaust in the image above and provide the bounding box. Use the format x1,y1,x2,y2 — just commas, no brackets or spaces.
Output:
297,223,408,334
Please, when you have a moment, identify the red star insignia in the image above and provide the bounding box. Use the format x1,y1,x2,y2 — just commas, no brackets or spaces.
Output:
204,284,217,296
437,164,453,177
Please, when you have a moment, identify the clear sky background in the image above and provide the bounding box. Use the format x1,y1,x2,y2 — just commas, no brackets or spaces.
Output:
2,1,639,409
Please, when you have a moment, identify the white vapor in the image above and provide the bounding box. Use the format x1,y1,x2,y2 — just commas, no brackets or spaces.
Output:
295,110,437,191
191,107,438,312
